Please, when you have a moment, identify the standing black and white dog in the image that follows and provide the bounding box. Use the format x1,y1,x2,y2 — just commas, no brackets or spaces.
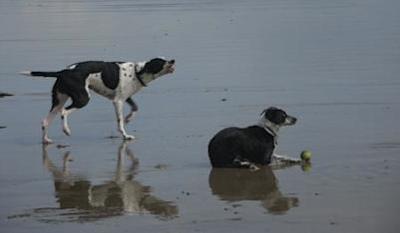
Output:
208,107,297,168
21,57,175,144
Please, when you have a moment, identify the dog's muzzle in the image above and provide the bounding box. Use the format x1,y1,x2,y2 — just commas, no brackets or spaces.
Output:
284,115,297,125
166,60,175,73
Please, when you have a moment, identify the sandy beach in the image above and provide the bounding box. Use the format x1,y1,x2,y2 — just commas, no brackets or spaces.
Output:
1,1,400,232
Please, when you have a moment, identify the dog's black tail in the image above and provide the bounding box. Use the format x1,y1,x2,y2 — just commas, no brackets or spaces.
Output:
19,70,60,78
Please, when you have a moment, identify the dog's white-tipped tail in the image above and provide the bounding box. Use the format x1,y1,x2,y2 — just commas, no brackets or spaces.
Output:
19,71,32,76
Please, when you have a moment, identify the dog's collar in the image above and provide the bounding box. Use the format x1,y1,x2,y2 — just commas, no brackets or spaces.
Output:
134,64,147,87
258,120,279,146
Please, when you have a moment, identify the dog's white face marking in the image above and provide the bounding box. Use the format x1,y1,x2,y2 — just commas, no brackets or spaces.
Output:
283,115,297,126
261,107,297,127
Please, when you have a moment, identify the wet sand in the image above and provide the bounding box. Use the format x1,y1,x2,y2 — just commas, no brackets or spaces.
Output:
1,0,400,232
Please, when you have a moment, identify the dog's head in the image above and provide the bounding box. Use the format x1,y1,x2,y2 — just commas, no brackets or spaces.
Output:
261,107,297,128
136,57,175,79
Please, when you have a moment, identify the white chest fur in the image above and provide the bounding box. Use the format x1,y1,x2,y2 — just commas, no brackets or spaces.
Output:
117,62,142,100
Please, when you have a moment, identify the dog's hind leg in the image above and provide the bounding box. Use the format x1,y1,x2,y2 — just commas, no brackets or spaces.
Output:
61,108,76,136
42,92,69,144
124,97,138,124
42,109,59,144
61,91,90,136
113,100,135,140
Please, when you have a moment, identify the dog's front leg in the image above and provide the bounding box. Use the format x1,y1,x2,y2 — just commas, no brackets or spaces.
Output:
113,100,135,140
272,154,301,163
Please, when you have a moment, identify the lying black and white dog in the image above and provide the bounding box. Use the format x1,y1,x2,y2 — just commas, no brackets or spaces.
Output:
21,57,175,144
208,107,297,168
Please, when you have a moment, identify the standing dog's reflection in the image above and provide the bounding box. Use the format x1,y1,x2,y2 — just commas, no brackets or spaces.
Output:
42,142,178,220
209,167,298,214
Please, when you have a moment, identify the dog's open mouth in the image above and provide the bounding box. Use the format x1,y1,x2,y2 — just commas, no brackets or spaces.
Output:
166,59,175,74
167,64,175,73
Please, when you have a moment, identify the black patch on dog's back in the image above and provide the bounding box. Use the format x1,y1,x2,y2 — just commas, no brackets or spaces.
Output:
72,61,121,89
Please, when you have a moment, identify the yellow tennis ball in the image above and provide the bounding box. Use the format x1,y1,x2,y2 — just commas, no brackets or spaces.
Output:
300,150,312,161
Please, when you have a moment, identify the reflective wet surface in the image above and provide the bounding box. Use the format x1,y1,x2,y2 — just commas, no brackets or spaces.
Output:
1,0,400,232
38,142,178,222
209,168,299,215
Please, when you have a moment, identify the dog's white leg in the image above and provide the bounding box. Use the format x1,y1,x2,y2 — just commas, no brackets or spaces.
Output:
113,100,135,140
61,108,76,136
272,154,301,163
42,109,59,144
42,93,68,144
233,157,260,170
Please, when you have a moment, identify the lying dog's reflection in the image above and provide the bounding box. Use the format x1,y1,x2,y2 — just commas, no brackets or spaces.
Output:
209,167,298,214
42,142,178,220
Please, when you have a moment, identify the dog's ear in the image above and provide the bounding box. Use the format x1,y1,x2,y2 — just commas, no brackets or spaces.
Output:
260,107,278,116
262,107,287,124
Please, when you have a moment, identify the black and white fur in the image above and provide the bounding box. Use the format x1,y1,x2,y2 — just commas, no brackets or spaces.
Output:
208,107,297,168
21,57,175,144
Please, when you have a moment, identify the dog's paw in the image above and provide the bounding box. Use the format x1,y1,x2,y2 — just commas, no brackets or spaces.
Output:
123,135,136,140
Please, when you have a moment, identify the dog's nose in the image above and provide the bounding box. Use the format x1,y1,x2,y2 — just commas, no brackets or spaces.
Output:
169,59,175,65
